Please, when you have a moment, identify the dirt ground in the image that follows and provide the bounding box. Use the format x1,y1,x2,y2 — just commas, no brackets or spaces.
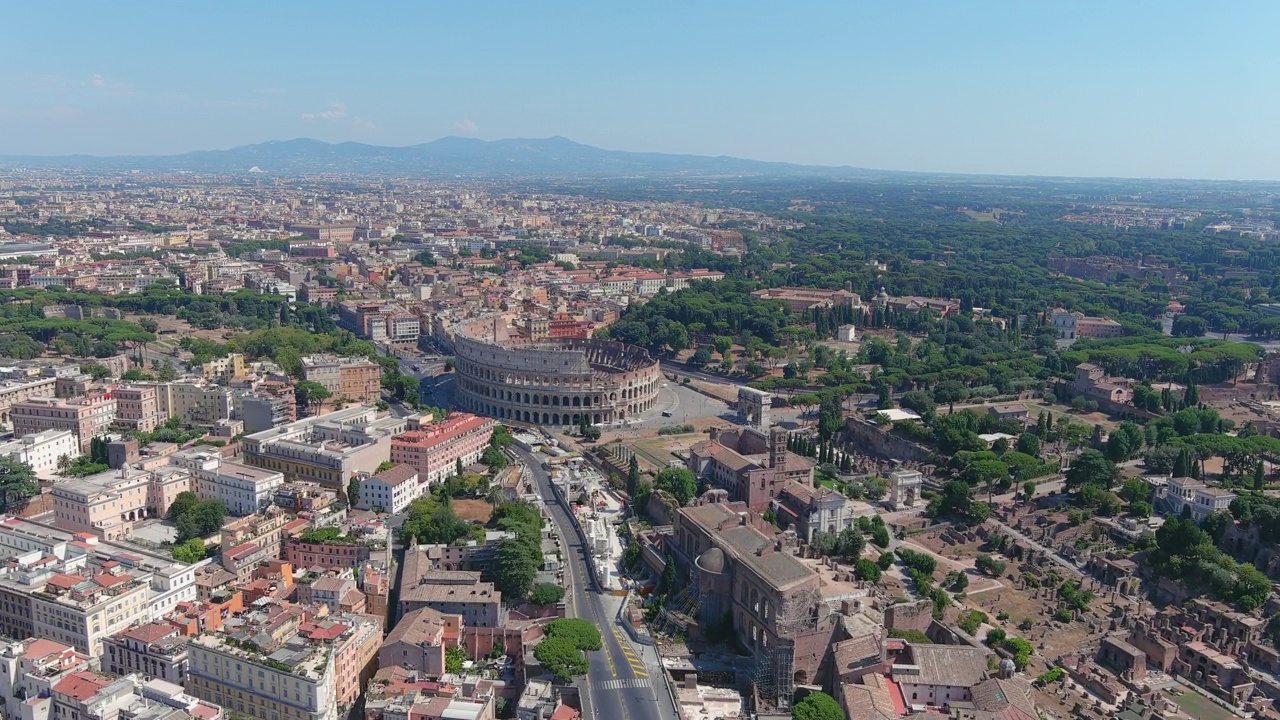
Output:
453,499,493,524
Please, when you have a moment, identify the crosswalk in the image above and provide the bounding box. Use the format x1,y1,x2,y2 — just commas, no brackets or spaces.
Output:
596,678,653,691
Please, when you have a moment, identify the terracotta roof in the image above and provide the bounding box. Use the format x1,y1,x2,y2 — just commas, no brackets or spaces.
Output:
53,671,110,701
122,622,176,643
22,638,75,660
46,573,85,590
899,643,991,689
372,463,418,486
970,677,1038,720
384,606,458,647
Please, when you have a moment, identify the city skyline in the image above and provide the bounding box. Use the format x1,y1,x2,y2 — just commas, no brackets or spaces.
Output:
4,1,1280,181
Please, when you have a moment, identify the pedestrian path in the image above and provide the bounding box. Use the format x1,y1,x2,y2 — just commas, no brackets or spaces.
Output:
596,678,653,691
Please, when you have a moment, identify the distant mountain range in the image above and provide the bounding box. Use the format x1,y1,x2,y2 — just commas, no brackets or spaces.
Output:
0,136,869,178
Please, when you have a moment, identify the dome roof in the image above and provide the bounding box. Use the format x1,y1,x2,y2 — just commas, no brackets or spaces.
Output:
999,658,1016,676
697,547,726,574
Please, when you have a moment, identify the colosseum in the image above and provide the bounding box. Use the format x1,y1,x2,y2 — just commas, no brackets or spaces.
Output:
452,316,662,426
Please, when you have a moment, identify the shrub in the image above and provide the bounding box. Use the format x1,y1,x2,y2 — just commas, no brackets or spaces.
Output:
958,609,988,635
1036,667,1065,686
974,553,1006,577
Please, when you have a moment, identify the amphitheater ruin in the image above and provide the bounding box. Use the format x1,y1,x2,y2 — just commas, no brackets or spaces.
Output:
451,315,662,427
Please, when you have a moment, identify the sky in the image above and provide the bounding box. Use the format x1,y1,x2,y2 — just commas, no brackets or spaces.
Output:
2,1,1279,180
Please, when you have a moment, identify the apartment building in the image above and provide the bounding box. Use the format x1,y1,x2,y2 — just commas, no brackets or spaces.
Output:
12,394,117,453
301,355,382,404
113,386,162,432
240,405,410,490
199,353,246,382
0,518,201,658
390,413,494,486
0,637,91,720
102,621,189,684
240,388,297,433
140,382,235,426
283,535,375,570
294,575,366,615
219,512,294,561
185,604,377,720
0,429,79,478
355,464,420,514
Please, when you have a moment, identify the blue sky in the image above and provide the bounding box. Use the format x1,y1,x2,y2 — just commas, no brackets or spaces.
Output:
2,1,1278,180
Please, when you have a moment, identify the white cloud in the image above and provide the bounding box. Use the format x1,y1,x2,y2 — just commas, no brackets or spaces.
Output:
351,117,376,130
453,117,478,134
82,74,136,96
301,102,348,122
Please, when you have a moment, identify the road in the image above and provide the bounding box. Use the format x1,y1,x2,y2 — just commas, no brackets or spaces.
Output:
516,446,678,720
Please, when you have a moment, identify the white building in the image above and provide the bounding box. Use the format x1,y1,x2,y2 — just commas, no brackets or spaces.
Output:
355,464,420,514
176,449,285,516
1162,477,1237,522
0,429,78,478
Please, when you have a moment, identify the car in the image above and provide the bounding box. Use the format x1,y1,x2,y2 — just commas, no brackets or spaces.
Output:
661,410,673,417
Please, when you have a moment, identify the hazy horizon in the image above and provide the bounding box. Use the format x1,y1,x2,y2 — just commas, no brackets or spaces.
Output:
4,1,1279,181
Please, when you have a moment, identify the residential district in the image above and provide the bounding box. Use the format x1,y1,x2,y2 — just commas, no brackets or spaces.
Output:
0,170,1278,720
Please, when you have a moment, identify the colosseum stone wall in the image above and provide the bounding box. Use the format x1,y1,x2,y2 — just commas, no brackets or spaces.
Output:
452,316,661,426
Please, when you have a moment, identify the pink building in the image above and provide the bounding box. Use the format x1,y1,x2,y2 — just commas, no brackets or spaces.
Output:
112,386,161,432
12,394,117,454
390,413,495,486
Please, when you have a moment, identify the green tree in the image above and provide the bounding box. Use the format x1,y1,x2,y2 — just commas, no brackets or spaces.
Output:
530,583,566,606
1119,477,1149,505
655,466,698,506
346,476,361,508
533,636,589,683
171,538,207,564
494,536,540,600
166,491,199,522
445,645,467,674
792,691,844,720
1022,480,1037,501
933,380,968,413
854,558,882,583
627,454,641,496
481,444,508,471
975,553,1006,577
1064,449,1117,492
544,619,603,651
713,336,733,359
82,363,111,380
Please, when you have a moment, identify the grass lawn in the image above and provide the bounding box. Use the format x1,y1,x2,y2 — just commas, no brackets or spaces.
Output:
1171,688,1235,720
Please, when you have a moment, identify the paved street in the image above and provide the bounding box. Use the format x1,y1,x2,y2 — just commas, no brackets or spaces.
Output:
516,446,679,720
